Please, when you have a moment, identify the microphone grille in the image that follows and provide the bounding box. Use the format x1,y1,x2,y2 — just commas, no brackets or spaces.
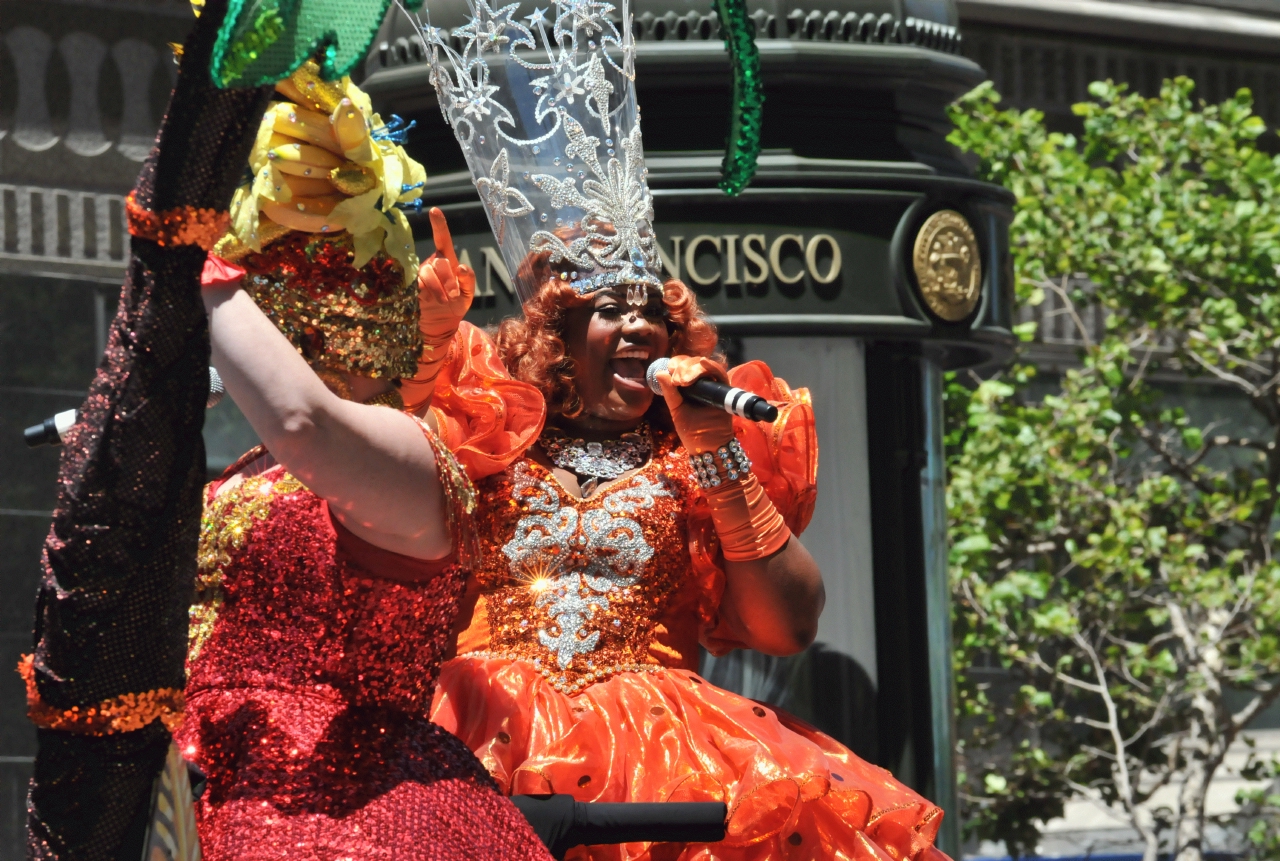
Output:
207,366,226,409
645,357,669,395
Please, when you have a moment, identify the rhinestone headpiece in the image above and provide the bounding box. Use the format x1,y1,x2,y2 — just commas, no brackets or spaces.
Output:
418,0,665,303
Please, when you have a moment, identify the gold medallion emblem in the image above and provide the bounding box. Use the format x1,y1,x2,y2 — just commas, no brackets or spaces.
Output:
912,210,983,322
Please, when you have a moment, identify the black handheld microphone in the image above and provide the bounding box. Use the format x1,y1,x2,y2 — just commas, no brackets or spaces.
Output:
646,358,778,423
24,367,226,448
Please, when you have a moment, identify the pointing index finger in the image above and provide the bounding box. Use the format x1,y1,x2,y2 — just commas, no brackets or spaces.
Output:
429,207,459,269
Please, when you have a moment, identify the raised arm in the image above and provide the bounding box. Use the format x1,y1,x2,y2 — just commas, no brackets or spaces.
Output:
207,210,474,560
25,2,276,855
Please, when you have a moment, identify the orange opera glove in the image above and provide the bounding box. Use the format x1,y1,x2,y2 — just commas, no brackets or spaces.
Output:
654,355,735,452
655,355,791,562
407,209,475,406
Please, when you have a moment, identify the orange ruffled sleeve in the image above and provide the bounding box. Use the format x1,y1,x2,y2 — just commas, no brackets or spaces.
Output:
687,360,818,655
399,321,546,482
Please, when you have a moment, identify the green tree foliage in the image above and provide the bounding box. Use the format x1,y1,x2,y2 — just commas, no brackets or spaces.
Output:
1230,747,1280,861
945,78,1280,861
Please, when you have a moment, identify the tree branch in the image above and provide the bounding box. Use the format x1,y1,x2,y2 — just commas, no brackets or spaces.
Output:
1073,630,1162,860
1230,683,1280,734
1136,425,1220,495
1040,275,1095,350
1124,687,1174,748
1180,342,1262,396
1185,330,1271,377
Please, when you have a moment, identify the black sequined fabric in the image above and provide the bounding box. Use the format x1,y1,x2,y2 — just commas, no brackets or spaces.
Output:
26,0,272,858
26,726,171,860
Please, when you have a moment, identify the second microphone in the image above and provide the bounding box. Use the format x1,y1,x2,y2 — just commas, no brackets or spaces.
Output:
645,358,778,423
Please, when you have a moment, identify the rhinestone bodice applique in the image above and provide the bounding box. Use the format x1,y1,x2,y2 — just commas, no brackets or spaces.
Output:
470,433,696,693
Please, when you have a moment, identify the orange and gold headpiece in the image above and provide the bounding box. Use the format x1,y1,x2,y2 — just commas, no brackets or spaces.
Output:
214,61,427,379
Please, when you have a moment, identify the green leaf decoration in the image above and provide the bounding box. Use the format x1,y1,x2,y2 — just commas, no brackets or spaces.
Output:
211,0,393,88
711,0,763,196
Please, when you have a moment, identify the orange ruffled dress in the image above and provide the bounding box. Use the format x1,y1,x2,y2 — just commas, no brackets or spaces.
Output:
423,324,951,861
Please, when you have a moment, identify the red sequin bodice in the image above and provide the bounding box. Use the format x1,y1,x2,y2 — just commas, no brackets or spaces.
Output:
185,464,463,714
174,463,556,858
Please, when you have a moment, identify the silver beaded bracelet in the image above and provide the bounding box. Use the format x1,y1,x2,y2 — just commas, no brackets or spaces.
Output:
689,438,753,489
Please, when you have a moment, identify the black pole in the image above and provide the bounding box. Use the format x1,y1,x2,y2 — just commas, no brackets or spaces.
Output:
510,796,727,861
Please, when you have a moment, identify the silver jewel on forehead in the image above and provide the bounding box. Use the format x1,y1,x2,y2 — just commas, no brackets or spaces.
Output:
625,284,647,307
570,269,661,296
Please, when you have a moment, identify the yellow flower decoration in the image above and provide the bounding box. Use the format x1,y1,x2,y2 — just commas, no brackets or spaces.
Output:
220,62,426,286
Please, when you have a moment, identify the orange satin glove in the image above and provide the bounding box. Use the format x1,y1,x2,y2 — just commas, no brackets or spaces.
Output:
414,208,475,397
654,355,791,562
653,355,736,454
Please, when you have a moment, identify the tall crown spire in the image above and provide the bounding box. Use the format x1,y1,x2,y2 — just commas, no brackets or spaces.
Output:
418,0,664,302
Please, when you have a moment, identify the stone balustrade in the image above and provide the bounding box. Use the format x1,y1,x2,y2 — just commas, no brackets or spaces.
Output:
1,25,171,162
0,183,129,270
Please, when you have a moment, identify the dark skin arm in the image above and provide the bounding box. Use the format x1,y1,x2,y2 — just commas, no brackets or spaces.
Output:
652,354,825,657
719,536,825,656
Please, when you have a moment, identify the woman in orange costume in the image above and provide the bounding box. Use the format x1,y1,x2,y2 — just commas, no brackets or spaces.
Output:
401,2,956,855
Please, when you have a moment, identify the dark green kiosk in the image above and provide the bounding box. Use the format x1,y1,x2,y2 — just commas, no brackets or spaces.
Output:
363,1,1014,852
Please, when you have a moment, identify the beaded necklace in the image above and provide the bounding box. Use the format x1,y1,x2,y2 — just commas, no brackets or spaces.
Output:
538,422,652,496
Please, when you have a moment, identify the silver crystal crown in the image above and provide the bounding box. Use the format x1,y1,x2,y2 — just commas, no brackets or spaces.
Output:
416,0,665,302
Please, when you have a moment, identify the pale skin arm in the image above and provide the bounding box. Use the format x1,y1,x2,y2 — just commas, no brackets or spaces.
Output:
205,285,451,559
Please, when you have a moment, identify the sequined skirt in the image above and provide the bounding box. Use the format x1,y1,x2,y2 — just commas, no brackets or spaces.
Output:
177,686,550,860
431,655,952,861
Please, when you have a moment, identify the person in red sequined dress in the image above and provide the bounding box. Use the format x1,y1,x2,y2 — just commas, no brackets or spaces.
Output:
404,244,954,861
177,64,550,861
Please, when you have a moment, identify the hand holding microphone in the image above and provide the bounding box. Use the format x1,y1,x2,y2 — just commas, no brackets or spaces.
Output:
646,357,778,426
647,356,738,456
648,356,791,561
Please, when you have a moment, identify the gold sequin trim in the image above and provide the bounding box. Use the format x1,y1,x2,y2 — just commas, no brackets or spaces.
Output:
240,234,422,381
189,471,305,662
363,388,406,410
415,417,479,569
280,59,348,114
18,654,184,735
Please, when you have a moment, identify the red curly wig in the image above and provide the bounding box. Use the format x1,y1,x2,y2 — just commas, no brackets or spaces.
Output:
495,265,720,419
